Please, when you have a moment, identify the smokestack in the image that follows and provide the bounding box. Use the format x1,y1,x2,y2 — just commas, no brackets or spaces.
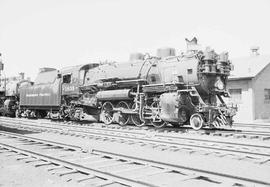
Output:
185,37,201,52
0,53,3,71
250,46,260,56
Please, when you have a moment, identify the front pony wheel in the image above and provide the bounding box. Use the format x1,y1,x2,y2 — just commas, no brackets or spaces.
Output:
189,113,204,130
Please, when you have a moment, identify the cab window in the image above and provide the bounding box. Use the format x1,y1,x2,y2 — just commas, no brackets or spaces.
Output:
63,74,71,83
79,69,88,85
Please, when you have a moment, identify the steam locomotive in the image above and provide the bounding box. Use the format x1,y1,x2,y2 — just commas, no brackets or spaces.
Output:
0,73,32,117
1,38,236,130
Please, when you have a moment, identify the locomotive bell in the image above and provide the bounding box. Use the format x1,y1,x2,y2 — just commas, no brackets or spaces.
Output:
157,47,176,58
219,52,229,62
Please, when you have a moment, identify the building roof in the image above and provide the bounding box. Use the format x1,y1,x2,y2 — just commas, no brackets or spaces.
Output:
229,55,270,80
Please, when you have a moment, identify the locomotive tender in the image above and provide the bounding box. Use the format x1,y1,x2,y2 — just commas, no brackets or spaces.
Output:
16,38,236,130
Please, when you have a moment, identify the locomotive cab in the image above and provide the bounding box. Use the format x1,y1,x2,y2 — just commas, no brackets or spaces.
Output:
59,63,100,121
0,77,33,117
61,63,99,96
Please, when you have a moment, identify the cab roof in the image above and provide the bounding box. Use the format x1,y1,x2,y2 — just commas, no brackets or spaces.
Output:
60,63,99,74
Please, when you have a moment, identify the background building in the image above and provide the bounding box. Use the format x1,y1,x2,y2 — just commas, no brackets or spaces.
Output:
227,47,270,122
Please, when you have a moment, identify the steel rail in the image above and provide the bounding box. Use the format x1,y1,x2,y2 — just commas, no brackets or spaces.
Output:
1,119,270,158
23,118,270,136
234,123,270,128
2,117,270,137
2,117,270,149
94,150,270,186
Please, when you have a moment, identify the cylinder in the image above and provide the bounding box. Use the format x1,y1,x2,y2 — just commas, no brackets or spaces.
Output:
96,89,131,100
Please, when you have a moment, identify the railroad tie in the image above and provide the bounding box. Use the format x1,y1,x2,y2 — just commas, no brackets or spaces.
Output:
96,161,129,169
34,161,53,167
47,165,65,171
65,155,99,162
57,169,78,177
24,158,40,163
259,136,270,141
16,156,31,160
255,158,270,165
233,134,245,138
76,174,96,183
92,179,114,187
113,165,149,174
180,174,201,181
2,152,18,157
134,168,171,179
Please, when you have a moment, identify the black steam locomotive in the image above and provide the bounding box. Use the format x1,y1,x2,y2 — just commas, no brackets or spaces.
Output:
1,38,236,130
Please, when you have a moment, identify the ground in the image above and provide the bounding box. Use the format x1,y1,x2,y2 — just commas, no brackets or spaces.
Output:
0,153,77,187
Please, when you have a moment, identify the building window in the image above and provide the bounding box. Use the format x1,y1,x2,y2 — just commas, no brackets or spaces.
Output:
264,89,270,103
229,89,242,103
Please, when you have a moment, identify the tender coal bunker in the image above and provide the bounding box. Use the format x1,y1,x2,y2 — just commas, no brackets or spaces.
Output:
0,125,39,135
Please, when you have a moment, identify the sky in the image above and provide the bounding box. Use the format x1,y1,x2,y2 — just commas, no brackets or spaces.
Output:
0,0,270,79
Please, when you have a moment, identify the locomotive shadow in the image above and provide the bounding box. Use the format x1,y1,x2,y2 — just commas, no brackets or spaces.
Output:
0,125,39,135
48,118,242,134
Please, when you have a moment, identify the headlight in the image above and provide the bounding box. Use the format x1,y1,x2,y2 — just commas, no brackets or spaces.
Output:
215,77,224,90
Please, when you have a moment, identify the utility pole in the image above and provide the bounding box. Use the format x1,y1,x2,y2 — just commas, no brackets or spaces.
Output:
0,53,2,84
0,53,4,91
0,53,3,73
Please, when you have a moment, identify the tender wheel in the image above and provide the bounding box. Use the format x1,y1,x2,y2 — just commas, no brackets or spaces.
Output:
37,110,47,118
100,102,114,125
115,101,130,126
15,109,20,118
131,103,145,127
150,101,166,128
189,113,204,130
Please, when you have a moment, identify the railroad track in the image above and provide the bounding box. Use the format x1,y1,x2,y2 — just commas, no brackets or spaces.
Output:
0,131,269,186
234,123,270,130
52,120,270,140
1,117,270,165
65,121,270,139
2,117,270,140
